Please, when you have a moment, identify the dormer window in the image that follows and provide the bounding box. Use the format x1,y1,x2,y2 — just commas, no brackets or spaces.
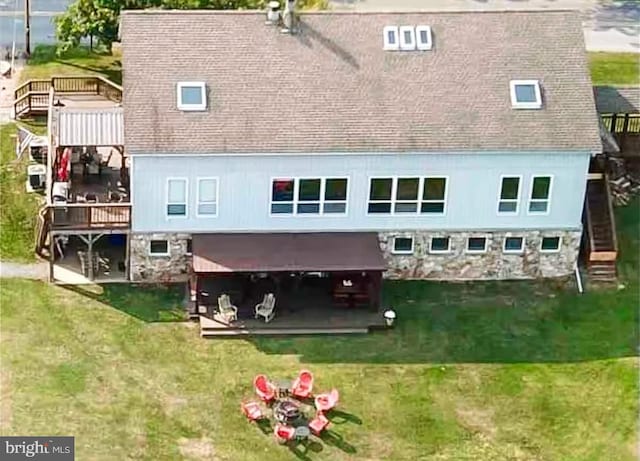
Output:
399,26,416,51
383,26,399,50
416,26,432,50
177,81,206,111
510,80,542,109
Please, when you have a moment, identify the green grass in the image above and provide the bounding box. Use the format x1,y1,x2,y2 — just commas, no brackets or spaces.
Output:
1,201,637,460
19,45,122,85
589,52,640,85
0,123,42,261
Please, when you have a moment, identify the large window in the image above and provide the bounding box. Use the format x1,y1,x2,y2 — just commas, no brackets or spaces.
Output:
177,82,206,111
270,178,348,215
166,178,187,217
368,177,447,215
498,176,521,214
197,178,218,217
528,176,552,214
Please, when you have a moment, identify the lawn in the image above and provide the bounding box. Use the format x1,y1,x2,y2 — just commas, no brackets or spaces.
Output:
0,123,42,261
0,201,637,460
19,45,122,85
589,52,640,85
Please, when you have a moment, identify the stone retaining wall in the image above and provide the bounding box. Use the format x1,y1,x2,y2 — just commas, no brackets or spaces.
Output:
130,233,191,282
379,229,582,280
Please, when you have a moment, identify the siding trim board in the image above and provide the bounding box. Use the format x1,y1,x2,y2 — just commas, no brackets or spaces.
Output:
128,150,595,158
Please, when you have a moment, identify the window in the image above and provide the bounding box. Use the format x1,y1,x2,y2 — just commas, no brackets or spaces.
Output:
541,236,561,252
149,240,169,256
422,177,447,214
503,237,524,253
270,178,348,215
177,82,206,111
415,26,432,50
383,26,399,50
498,176,521,214
467,237,488,253
395,178,420,213
368,178,393,213
367,177,447,215
186,239,193,255
167,178,187,217
510,80,542,109
430,237,450,253
399,26,416,50
392,236,414,254
528,176,552,214
197,178,218,217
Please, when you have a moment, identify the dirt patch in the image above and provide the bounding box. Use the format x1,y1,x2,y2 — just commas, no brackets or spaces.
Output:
178,437,216,461
164,395,188,415
0,368,11,431
455,406,497,438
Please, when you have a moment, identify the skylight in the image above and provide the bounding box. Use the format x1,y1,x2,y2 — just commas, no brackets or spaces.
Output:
383,26,399,50
399,26,416,51
177,81,207,111
415,26,432,50
510,80,542,109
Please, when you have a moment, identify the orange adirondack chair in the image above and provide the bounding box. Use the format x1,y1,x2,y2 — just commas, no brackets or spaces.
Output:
291,370,314,398
314,388,339,412
254,374,276,402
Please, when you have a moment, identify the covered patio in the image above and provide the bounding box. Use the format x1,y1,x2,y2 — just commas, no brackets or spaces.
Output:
189,233,388,336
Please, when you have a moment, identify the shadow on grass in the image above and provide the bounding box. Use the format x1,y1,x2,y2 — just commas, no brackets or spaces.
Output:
54,60,122,85
61,283,185,322
327,409,362,425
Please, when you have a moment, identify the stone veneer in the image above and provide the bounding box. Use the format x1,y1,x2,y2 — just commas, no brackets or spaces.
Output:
130,233,192,282
379,230,582,280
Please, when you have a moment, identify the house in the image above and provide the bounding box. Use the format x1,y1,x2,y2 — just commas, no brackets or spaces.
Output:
117,7,601,292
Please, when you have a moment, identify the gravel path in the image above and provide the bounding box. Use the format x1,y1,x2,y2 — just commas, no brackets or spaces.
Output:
0,261,48,280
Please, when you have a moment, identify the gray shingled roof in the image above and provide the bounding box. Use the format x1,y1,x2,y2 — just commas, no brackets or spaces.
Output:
593,86,640,114
120,10,601,154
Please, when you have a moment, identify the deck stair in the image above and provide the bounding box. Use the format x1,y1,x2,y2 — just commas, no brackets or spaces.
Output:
584,174,618,282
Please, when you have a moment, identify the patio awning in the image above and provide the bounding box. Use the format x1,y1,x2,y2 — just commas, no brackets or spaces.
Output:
55,107,124,147
192,232,386,273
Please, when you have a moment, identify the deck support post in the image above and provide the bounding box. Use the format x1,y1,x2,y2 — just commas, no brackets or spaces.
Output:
48,231,55,282
124,234,131,281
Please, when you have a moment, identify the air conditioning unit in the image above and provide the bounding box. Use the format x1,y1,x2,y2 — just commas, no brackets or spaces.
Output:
26,164,46,192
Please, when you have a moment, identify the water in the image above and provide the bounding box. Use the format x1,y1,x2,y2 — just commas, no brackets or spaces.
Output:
0,0,71,49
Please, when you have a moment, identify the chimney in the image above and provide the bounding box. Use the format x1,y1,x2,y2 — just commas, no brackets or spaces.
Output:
265,1,281,25
281,0,296,34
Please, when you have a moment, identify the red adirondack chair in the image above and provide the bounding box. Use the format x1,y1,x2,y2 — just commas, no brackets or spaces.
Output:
314,388,339,412
291,369,314,398
241,401,264,422
254,374,276,402
274,423,295,444
308,411,330,435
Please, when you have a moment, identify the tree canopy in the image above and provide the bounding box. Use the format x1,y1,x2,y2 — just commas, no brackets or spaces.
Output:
55,0,327,53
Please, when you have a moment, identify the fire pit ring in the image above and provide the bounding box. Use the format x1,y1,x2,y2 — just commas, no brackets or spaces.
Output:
273,399,301,424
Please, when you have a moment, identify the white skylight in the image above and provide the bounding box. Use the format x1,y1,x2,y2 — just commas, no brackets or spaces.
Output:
177,81,207,111
383,26,399,50
415,26,433,50
399,26,416,51
510,80,542,109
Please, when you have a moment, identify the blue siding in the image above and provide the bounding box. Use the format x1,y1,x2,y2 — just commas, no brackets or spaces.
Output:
130,151,590,233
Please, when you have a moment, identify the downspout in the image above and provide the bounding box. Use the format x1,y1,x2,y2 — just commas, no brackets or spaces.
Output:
574,263,584,294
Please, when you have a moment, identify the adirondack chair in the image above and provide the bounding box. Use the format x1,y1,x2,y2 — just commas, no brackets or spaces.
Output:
255,293,276,323
291,369,314,398
254,374,276,402
217,294,238,322
308,411,330,435
314,388,339,412
241,401,265,422
274,423,295,444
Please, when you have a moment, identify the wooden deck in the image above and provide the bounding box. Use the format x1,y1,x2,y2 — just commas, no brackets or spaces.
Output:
199,308,386,336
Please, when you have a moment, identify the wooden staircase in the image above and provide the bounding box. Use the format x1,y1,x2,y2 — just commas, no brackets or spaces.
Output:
584,174,618,282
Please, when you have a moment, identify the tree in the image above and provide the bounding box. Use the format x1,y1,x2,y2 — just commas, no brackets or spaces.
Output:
55,0,327,54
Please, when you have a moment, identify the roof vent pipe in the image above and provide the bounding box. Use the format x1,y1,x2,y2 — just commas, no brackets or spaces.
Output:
266,1,281,25
281,0,296,34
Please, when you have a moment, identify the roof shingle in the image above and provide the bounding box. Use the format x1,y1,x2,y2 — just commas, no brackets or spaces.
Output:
120,10,601,154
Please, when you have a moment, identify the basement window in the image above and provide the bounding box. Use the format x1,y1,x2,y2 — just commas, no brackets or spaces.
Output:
510,80,542,109
383,26,399,50
540,237,561,252
467,237,488,254
177,82,206,111
503,237,524,253
149,240,169,256
430,237,450,254
415,25,432,50
392,236,414,254
399,26,416,51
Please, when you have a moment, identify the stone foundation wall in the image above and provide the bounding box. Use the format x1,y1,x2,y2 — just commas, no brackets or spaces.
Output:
130,233,192,282
379,229,582,280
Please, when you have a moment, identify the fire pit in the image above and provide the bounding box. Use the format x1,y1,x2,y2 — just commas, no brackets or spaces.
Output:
273,399,301,424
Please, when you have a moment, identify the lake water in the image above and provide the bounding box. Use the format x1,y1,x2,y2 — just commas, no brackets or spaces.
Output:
0,0,70,48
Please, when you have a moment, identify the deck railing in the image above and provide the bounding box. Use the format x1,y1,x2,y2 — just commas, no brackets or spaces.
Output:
13,76,122,119
49,203,131,230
